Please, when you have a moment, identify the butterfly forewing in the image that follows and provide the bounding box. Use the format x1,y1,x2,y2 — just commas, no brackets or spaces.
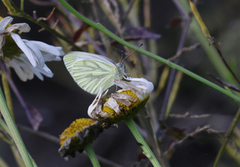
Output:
64,51,123,94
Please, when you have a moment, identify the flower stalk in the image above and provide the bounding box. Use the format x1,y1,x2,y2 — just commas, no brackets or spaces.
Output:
125,118,162,167
85,143,101,167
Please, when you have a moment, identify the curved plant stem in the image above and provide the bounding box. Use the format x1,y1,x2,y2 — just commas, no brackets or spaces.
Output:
125,118,162,167
58,0,240,103
213,107,240,167
0,87,33,167
2,0,80,50
85,144,100,167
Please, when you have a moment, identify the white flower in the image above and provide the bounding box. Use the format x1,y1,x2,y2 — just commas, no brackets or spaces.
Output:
87,78,154,125
0,16,64,81
114,77,154,100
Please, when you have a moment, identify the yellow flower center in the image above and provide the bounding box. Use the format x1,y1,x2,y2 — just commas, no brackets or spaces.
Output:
0,16,23,59
118,90,139,110
59,118,96,146
2,35,23,59
102,90,140,117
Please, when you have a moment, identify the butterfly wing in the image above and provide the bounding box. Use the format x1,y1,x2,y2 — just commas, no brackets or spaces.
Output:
64,51,121,94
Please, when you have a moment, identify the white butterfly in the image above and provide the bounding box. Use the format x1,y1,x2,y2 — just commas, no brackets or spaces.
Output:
63,51,128,94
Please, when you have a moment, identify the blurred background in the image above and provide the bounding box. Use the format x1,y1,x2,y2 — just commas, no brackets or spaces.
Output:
1,0,240,166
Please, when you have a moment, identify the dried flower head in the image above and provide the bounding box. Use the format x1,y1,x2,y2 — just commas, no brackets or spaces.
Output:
88,78,154,126
58,118,103,159
0,16,64,81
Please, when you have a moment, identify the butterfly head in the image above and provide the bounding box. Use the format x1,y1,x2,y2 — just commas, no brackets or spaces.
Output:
116,62,129,79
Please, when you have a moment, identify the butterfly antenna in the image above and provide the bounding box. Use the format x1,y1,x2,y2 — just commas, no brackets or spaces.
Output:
122,43,143,62
120,50,125,60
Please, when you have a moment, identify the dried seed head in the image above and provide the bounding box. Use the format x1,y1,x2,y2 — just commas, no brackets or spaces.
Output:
58,118,103,159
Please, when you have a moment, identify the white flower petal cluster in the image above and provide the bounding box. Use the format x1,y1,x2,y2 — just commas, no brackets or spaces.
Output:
0,16,64,81
114,77,154,100
87,78,154,119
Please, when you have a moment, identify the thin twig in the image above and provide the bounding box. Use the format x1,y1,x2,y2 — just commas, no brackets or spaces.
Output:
0,62,41,130
84,32,107,56
169,112,210,118
120,0,136,28
18,125,125,167
18,125,60,143
160,0,191,120
90,0,100,22
168,43,200,62
188,0,240,85
213,42,240,85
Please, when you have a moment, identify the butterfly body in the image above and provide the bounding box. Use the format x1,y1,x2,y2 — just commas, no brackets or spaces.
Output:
64,51,127,94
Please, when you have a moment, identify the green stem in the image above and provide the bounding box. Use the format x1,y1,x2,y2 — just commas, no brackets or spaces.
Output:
2,0,80,50
125,118,162,167
18,11,80,50
0,118,10,135
58,0,240,103
20,0,24,11
213,107,240,167
85,143,100,167
0,87,33,167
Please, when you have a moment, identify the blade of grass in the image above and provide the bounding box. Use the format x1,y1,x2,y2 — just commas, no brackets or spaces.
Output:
1,72,14,120
213,107,240,167
179,0,237,85
165,71,183,119
0,86,33,167
188,0,240,85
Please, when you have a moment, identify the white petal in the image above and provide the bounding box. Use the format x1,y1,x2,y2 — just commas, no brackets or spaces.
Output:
0,16,13,33
42,64,52,74
52,57,61,61
128,77,154,92
23,40,44,66
104,98,121,114
57,47,65,55
11,33,37,67
22,66,34,80
6,23,30,33
31,66,44,80
19,55,47,80
88,88,103,118
114,78,154,100
29,40,63,56
12,57,35,80
41,52,57,62
6,59,27,81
